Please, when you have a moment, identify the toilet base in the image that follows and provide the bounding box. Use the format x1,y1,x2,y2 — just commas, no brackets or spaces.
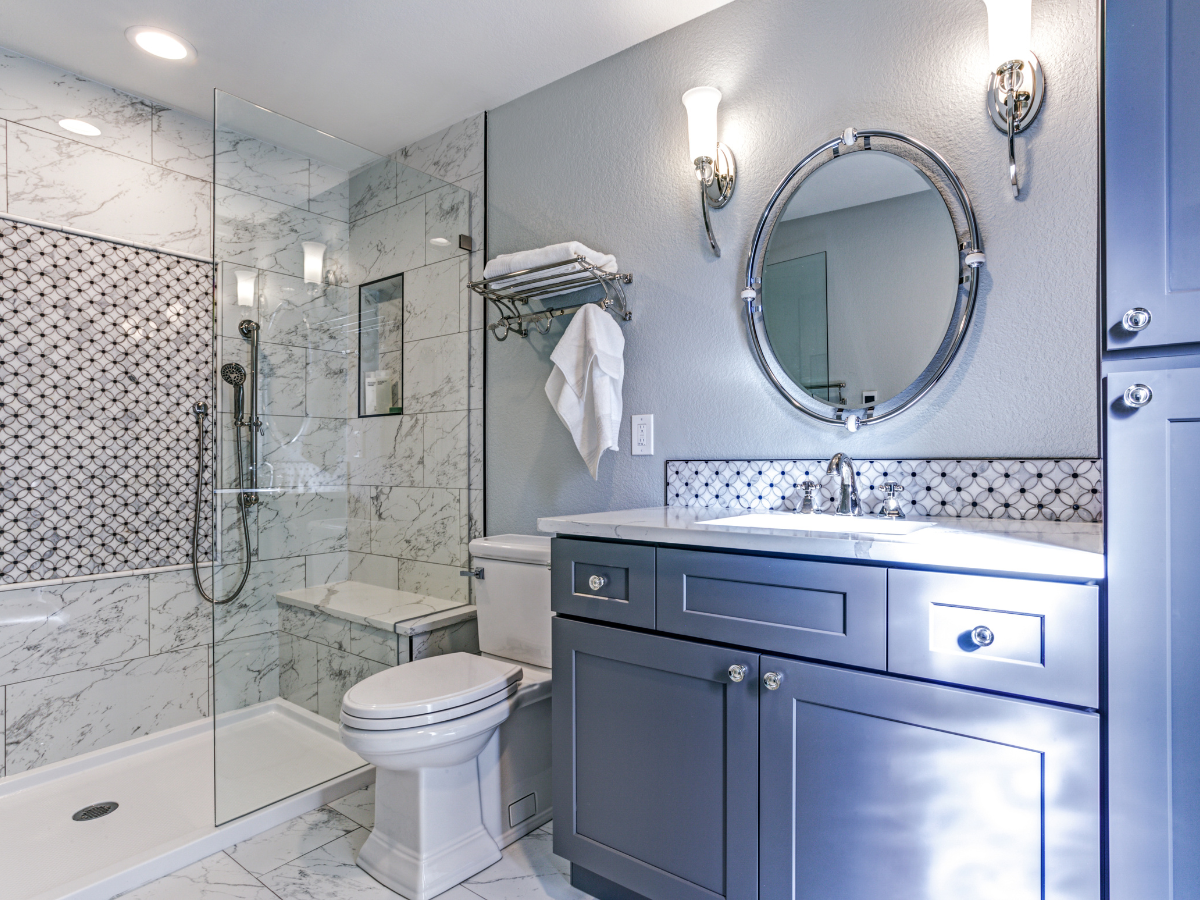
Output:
357,763,502,900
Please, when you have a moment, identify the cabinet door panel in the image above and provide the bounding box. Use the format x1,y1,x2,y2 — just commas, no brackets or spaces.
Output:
759,657,1100,900
553,617,758,900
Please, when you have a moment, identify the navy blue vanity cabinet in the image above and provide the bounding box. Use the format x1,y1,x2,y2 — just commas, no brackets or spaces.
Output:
551,538,657,629
1106,366,1200,898
551,616,759,900
1105,0,1200,350
758,656,1101,900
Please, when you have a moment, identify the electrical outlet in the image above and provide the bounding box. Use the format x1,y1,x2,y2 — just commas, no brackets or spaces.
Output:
632,414,654,455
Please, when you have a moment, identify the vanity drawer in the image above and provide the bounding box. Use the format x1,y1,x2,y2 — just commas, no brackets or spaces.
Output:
887,569,1099,707
656,549,887,669
551,539,656,629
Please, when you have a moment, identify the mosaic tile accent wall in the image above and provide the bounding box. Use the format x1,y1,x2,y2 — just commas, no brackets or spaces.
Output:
0,219,213,583
667,458,1103,522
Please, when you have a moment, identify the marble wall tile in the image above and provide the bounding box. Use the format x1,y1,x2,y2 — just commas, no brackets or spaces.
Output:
395,162,445,205
150,568,210,654
0,690,4,776
424,411,469,489
261,414,347,491
467,488,485,546
347,486,372,555
412,618,479,660
261,273,352,353
348,195,424,285
404,332,469,414
405,257,462,342
462,252,484,331
425,184,470,265
371,486,464,566
307,348,351,418
0,48,153,162
0,575,149,684
257,488,348,560
306,552,349,587
8,125,211,258
469,407,484,489
468,327,484,411
279,632,319,714
216,130,311,210
152,107,213,180
5,646,208,773
349,622,399,667
213,631,279,714
309,162,351,222
348,414,423,487
455,171,485,260
0,120,6,211
393,113,484,184
395,559,468,604
348,552,399,590
259,341,307,417
215,185,348,280
316,644,388,722
349,157,396,222
214,556,306,643
280,605,350,652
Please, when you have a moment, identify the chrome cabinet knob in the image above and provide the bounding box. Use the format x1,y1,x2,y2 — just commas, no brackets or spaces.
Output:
587,574,608,591
970,625,995,647
763,671,784,691
728,664,748,683
1124,384,1153,408
1122,307,1152,332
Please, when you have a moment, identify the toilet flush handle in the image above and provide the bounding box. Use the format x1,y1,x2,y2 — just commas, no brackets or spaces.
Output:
459,567,484,580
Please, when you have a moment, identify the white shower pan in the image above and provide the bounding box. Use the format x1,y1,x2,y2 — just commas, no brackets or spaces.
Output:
0,698,372,900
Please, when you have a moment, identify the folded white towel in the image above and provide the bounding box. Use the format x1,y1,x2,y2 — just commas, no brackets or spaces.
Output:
483,241,617,280
545,303,625,479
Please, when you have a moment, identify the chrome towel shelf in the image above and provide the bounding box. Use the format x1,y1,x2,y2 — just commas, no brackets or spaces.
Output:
468,255,632,340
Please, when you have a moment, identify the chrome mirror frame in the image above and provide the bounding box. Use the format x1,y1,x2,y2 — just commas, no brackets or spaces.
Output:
742,127,985,432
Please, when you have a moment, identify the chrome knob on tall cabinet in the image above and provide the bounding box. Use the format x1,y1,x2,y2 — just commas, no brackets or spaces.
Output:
1122,307,1152,331
1124,384,1153,408
728,664,748,683
763,672,784,691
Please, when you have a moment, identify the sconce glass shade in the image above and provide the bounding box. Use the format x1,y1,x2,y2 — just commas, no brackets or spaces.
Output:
682,86,721,164
302,241,326,285
983,0,1032,71
234,269,256,307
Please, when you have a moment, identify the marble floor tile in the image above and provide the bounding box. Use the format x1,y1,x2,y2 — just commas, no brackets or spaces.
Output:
119,850,278,900
463,829,591,900
326,783,375,828
227,807,361,876
258,829,396,899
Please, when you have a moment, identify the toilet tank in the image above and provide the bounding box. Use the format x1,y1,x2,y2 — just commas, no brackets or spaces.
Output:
469,535,552,668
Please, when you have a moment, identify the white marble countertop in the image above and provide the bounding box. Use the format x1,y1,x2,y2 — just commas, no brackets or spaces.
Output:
537,507,1105,581
275,581,476,634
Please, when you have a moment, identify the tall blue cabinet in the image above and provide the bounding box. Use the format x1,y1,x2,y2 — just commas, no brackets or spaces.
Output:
1105,1,1200,897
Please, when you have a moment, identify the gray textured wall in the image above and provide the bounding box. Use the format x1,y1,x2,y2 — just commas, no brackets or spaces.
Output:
485,0,1099,535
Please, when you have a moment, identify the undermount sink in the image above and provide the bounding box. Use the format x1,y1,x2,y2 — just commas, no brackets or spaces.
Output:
696,512,935,536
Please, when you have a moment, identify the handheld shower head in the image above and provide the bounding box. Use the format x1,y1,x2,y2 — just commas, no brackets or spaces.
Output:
221,363,247,423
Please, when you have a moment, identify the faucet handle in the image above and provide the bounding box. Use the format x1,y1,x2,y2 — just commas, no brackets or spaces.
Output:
878,482,906,519
797,480,822,515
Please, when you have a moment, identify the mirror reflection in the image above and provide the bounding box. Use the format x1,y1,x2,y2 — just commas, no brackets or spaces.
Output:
761,150,959,408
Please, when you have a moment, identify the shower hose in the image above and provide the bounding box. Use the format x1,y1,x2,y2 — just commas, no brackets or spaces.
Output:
190,403,252,605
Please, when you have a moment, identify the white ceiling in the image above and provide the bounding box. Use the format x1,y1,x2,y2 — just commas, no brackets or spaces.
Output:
0,0,734,155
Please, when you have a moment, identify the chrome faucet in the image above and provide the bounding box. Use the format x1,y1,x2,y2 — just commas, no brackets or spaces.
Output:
826,453,861,516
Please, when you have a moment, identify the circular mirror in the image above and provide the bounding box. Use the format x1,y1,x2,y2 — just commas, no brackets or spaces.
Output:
744,130,982,429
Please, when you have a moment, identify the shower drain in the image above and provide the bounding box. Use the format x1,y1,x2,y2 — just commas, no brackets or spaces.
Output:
72,801,119,821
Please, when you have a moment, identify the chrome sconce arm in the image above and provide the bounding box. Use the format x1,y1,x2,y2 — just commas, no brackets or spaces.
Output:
986,55,1044,198
693,144,736,257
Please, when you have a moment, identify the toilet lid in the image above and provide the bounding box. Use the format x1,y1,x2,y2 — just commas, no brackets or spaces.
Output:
340,680,520,730
342,652,521,720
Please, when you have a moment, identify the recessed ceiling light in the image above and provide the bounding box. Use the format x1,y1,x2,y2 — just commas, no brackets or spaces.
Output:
59,119,101,136
125,26,196,62
429,237,451,246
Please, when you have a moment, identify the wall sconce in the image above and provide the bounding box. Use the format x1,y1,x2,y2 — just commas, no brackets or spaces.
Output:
983,0,1044,198
302,241,326,285
234,269,257,307
682,86,736,257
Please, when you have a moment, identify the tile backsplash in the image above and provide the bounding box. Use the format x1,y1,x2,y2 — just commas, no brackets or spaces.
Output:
667,458,1102,522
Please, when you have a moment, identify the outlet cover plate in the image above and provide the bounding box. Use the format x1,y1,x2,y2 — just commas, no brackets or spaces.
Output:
632,414,654,455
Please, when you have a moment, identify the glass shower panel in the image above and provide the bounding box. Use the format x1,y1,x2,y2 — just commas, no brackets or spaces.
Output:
211,91,474,824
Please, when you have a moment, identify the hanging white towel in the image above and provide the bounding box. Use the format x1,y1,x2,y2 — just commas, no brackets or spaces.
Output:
483,241,617,280
545,303,625,479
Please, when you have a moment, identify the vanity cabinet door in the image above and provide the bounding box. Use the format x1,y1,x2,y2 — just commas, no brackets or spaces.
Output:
758,656,1100,900
552,617,758,900
551,538,656,629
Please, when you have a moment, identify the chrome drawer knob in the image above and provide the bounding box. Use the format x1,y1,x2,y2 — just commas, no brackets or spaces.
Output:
728,664,748,683
587,574,608,591
970,625,995,648
1122,307,1152,332
1124,384,1153,408
763,672,784,691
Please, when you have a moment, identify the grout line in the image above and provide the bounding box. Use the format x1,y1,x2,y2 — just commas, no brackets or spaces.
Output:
220,849,287,899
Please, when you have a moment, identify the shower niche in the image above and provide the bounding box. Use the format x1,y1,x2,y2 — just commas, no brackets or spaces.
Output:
358,272,404,417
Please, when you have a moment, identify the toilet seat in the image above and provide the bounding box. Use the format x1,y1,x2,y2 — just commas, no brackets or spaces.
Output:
341,652,521,729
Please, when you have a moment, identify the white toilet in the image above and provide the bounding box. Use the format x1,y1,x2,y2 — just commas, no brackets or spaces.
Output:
339,535,553,900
